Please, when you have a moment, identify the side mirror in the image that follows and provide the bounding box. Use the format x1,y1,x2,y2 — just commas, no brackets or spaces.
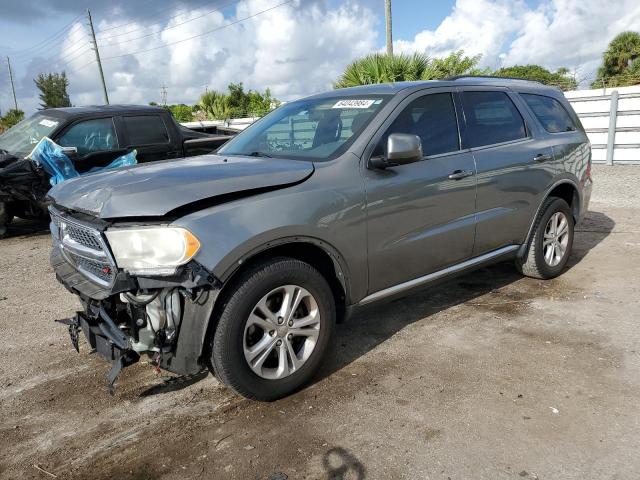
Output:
369,133,423,169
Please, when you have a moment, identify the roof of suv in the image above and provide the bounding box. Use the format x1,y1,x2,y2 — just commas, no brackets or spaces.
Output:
41,104,166,120
311,77,556,99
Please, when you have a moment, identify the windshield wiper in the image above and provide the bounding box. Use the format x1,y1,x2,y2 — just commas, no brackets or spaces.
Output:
247,151,272,158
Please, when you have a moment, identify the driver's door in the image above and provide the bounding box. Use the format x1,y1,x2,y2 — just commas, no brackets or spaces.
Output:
363,89,477,294
56,117,125,173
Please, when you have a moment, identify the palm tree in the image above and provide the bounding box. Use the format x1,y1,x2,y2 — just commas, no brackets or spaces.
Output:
334,50,485,88
198,91,232,120
592,31,640,87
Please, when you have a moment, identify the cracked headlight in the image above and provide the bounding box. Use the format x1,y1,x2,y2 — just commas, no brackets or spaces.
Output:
105,226,201,275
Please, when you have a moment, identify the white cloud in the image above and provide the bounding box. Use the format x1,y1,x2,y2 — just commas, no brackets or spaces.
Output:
394,0,523,70
55,0,378,109
393,0,640,85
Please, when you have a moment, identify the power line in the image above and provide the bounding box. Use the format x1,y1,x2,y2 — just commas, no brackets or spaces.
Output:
9,24,89,67
97,0,227,41
101,0,295,61
95,0,212,34
4,15,83,60
99,0,242,47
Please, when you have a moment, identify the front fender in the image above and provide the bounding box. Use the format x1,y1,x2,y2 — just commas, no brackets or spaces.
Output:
172,156,368,304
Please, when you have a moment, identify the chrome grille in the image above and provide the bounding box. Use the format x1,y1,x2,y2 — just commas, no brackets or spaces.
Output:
65,224,102,250
49,207,116,287
68,253,115,283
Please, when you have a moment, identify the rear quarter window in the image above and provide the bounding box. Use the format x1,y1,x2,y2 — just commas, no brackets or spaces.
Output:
521,93,577,133
123,115,170,145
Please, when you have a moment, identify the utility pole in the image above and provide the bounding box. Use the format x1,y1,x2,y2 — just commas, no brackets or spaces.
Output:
385,0,393,56
160,84,167,106
87,9,109,105
6,57,18,111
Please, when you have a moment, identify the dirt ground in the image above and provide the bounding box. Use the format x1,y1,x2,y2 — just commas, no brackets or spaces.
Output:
1,165,639,480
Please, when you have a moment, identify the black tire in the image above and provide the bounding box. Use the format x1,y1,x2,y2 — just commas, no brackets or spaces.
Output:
0,202,12,238
516,197,574,279
209,257,336,401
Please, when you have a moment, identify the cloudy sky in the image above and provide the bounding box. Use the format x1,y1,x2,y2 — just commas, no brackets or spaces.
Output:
1,0,640,115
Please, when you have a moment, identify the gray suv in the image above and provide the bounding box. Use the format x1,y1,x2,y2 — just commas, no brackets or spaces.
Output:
48,77,592,400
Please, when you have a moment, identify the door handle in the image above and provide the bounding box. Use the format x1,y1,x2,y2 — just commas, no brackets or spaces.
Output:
534,153,552,162
448,169,474,180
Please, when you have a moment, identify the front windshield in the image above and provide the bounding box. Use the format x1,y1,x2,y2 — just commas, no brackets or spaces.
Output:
0,114,60,157
218,95,391,161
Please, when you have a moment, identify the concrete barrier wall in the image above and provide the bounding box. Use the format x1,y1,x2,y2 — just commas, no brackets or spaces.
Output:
565,85,640,165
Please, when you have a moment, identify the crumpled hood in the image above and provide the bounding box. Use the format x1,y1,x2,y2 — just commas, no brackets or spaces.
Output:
48,154,314,219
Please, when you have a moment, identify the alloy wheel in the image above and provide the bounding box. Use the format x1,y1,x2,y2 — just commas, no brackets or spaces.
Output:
543,212,570,267
243,285,321,380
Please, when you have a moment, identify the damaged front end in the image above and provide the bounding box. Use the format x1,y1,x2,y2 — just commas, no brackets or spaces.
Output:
50,206,219,393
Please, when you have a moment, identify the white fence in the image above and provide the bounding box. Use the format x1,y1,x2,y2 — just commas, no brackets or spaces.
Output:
564,85,640,165
182,117,257,132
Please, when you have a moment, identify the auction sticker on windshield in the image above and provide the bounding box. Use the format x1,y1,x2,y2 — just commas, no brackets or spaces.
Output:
332,99,379,109
39,119,59,128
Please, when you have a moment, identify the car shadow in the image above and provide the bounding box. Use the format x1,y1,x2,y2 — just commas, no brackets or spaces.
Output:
568,210,616,266
2,218,50,239
139,371,209,397
314,209,615,387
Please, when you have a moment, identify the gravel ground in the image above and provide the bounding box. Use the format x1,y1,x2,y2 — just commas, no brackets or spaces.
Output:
1,165,639,479
589,165,640,207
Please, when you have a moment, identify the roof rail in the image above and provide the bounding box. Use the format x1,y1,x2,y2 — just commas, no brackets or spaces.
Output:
445,75,544,84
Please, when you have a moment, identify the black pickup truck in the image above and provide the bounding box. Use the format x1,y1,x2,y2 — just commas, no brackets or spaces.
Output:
0,105,235,236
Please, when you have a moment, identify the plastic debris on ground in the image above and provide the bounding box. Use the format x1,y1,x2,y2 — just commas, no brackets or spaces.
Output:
26,137,137,186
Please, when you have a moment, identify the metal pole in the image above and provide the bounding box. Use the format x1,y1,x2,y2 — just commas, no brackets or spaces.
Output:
385,0,393,56
606,89,619,166
87,9,109,105
6,57,18,111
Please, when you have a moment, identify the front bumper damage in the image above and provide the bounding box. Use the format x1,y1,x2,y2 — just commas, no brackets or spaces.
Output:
50,206,220,393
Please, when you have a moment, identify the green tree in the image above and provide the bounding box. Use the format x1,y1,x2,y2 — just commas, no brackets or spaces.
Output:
334,50,486,88
493,65,577,90
167,104,194,122
198,91,232,120
592,31,640,87
34,72,71,109
197,85,279,120
0,109,25,130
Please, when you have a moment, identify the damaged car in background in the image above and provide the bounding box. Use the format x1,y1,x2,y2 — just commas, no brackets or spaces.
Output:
0,105,235,237
48,78,592,400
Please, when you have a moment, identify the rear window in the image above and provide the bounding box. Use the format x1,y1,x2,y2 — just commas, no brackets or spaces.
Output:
521,93,577,133
461,91,527,148
123,115,169,145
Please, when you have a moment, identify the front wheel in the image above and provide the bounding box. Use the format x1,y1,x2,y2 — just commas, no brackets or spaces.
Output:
209,258,336,401
0,202,13,238
516,197,574,279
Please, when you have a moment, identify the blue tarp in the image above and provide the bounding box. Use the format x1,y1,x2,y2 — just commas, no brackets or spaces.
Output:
27,137,137,186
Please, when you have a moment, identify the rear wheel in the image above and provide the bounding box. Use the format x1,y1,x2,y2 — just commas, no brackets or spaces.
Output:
209,258,335,401
516,197,574,279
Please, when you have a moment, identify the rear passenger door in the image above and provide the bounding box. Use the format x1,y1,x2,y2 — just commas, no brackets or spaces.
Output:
364,89,477,294
121,114,180,163
459,88,556,255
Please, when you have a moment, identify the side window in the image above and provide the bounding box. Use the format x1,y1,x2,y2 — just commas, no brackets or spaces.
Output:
381,93,460,156
461,91,527,148
123,115,169,145
57,118,118,156
521,93,577,133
